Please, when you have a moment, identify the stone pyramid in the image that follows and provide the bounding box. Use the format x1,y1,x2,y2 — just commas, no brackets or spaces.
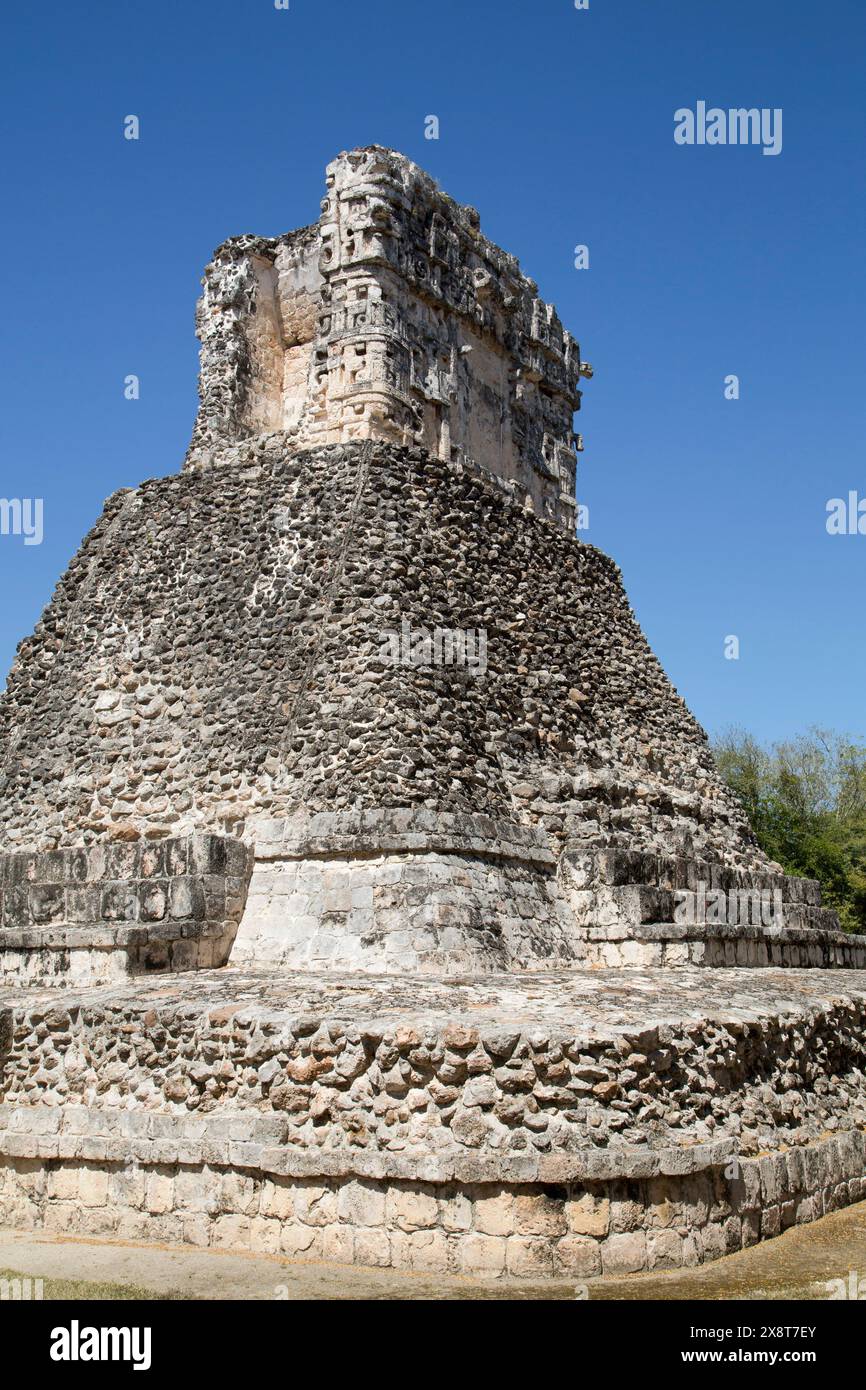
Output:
1,148,864,1283
0,147,857,982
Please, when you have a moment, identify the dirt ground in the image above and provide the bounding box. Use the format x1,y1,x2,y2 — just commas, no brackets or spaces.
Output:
1,1201,865,1300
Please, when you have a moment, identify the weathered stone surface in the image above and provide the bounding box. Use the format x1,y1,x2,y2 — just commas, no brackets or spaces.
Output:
0,836,253,987
2,966,865,1163
187,147,590,534
1,416,824,970
0,441,763,882
1,967,865,1277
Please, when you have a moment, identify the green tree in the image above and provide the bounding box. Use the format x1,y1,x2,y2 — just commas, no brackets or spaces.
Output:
712,727,866,934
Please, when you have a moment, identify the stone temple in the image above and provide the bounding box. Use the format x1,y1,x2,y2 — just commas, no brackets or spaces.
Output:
1,148,864,1281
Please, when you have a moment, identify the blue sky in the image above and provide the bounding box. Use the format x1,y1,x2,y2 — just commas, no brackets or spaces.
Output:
1,0,863,744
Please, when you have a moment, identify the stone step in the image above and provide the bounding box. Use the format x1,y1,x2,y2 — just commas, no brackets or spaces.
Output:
561,846,822,904
565,881,834,932
574,920,866,970
0,834,253,988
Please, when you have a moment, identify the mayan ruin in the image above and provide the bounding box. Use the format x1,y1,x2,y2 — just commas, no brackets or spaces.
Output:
1,144,864,1294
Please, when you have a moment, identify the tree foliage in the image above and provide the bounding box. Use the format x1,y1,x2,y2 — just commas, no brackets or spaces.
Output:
712,728,866,934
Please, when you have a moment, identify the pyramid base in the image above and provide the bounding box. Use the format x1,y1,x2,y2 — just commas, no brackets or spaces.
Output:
1,965,865,1279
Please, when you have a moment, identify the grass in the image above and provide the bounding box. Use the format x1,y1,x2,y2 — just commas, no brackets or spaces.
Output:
0,1265,183,1300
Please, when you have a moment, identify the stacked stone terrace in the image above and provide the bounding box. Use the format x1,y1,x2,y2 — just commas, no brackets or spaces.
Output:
3,969,866,1276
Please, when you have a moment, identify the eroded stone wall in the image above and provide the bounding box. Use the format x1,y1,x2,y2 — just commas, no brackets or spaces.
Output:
0,440,764,879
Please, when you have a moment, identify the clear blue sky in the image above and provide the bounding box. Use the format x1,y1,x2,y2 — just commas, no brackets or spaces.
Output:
1,0,863,745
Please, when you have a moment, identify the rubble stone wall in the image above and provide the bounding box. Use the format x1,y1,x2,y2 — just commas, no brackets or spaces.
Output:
0,440,765,881
3,972,864,1162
